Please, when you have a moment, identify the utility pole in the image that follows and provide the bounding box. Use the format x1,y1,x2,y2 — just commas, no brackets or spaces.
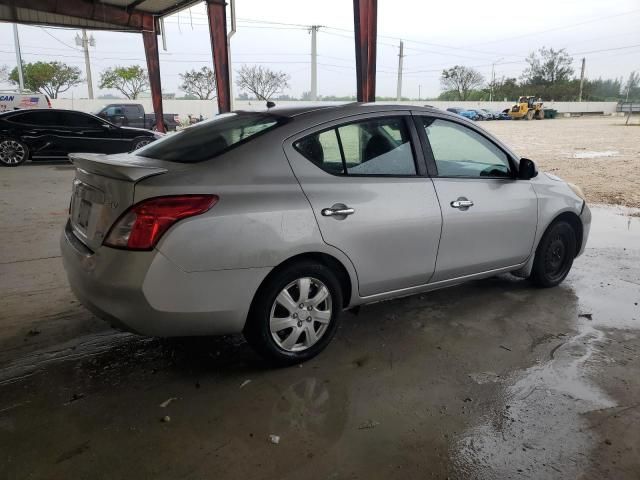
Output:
418,84,421,101
13,24,24,91
489,58,503,102
396,40,404,101
310,25,321,101
76,29,95,99
578,57,586,102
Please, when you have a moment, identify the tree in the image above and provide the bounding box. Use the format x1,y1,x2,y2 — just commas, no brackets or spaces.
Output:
440,66,484,100
489,76,520,101
583,77,621,101
99,65,149,99
179,67,216,100
624,71,640,101
9,61,81,98
236,65,290,101
522,47,574,85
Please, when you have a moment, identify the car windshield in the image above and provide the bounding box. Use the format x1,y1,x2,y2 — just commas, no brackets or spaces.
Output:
136,112,285,163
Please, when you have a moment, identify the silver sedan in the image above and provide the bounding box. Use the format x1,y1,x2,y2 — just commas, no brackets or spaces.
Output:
61,104,591,364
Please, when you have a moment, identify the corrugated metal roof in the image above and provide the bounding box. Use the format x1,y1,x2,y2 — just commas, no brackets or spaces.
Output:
0,0,202,31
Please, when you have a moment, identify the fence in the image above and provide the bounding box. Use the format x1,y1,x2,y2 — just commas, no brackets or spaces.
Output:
51,98,620,120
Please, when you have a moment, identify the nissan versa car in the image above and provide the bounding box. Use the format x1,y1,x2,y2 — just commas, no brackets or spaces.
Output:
61,104,590,364
0,108,159,166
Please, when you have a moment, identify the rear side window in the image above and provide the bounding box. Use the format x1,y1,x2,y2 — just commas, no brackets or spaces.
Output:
9,111,60,126
294,116,416,176
137,113,283,162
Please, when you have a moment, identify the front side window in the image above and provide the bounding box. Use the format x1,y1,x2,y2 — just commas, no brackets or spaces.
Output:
422,118,511,178
294,116,416,176
137,112,283,163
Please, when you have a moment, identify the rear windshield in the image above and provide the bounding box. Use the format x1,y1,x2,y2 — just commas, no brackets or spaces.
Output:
136,112,284,162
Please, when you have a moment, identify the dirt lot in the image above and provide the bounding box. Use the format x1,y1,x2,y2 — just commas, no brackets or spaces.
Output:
1,117,640,479
483,115,640,208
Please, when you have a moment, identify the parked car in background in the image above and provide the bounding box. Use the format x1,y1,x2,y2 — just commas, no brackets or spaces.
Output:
0,108,160,166
61,104,590,365
467,109,492,121
446,107,480,121
479,108,501,120
94,103,180,131
0,90,51,112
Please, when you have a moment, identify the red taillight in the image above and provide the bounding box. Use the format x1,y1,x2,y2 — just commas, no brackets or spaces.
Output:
104,195,218,250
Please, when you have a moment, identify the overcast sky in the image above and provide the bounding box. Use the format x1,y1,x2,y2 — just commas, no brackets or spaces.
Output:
0,0,639,99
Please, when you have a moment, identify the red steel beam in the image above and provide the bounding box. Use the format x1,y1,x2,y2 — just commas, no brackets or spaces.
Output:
142,26,165,133
0,0,155,31
206,0,231,113
353,0,377,102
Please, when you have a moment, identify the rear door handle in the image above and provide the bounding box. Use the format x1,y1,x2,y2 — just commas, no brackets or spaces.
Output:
321,206,355,217
450,199,474,209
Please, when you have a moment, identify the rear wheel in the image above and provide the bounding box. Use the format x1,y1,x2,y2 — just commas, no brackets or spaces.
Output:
244,261,343,365
0,139,29,167
131,137,152,151
529,220,577,287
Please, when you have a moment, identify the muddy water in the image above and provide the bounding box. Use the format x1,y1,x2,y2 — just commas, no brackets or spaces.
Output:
1,206,639,479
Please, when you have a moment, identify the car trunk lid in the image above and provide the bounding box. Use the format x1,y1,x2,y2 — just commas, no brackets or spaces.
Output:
68,152,169,251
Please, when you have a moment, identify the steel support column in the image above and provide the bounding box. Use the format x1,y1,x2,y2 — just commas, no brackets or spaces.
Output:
142,24,165,133
353,0,377,102
207,0,231,113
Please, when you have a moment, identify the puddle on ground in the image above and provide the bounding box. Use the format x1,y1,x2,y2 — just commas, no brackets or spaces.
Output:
453,320,615,479
452,205,640,479
571,150,619,159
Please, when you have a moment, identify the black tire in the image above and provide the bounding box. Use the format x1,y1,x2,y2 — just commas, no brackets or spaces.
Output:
244,261,343,366
529,220,577,287
0,138,29,167
131,137,153,151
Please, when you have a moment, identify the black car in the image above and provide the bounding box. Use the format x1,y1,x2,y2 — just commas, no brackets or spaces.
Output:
0,108,160,167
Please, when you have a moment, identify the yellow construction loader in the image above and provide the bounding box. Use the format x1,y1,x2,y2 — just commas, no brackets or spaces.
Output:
506,96,544,120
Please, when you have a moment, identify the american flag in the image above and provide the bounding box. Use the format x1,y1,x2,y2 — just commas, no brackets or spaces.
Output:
19,97,40,107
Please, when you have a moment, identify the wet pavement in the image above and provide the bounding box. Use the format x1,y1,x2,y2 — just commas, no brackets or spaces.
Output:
1,167,640,479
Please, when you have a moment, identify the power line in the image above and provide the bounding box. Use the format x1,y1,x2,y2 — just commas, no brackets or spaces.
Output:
38,27,80,51
468,8,640,47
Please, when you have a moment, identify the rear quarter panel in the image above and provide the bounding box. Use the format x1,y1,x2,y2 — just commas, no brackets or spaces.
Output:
134,130,358,285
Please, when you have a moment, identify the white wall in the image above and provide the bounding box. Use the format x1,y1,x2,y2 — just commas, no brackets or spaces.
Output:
51,98,619,120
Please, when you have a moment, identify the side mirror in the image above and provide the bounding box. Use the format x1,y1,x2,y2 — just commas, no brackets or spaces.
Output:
518,158,538,180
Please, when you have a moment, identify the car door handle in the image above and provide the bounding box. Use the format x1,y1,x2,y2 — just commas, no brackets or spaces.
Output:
450,199,474,209
321,206,355,217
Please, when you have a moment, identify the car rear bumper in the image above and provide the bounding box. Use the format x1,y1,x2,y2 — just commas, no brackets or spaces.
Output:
61,221,270,337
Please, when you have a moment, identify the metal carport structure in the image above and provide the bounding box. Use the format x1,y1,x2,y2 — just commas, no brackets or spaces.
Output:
0,0,378,131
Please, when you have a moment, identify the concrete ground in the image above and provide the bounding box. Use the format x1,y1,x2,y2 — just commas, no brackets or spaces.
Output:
1,120,640,478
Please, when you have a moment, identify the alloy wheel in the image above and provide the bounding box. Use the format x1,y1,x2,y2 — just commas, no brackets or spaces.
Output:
269,277,333,352
0,140,26,165
133,139,152,150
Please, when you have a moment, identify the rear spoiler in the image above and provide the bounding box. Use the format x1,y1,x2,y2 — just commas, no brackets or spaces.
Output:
69,153,168,182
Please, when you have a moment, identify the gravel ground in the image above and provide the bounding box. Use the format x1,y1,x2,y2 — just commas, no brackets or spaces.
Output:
483,115,640,208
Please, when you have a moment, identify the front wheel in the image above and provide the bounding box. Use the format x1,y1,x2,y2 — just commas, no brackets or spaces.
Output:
529,220,577,287
244,261,343,366
0,138,29,167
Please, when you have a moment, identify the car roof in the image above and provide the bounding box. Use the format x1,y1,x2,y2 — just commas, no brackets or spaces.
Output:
237,102,446,119
0,108,98,117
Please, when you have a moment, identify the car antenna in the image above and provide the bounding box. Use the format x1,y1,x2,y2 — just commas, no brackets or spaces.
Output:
266,101,276,109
